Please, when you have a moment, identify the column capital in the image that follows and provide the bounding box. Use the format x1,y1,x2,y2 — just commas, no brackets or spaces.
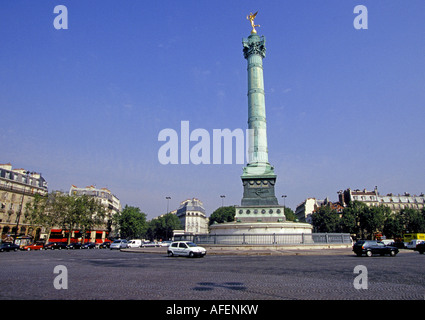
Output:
242,34,266,59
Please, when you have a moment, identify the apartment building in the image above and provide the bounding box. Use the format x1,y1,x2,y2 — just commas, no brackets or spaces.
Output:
0,163,48,240
339,187,425,213
176,198,209,235
69,185,122,241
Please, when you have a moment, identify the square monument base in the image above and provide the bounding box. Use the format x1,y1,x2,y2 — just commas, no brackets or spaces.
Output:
240,176,279,206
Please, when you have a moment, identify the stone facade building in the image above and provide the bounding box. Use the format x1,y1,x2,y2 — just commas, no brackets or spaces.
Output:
296,187,425,225
69,185,122,240
295,198,325,224
0,163,48,240
176,198,209,235
295,197,344,223
339,187,425,213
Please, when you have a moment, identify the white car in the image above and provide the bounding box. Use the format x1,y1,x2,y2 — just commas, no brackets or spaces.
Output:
167,241,206,258
141,241,160,247
159,241,172,247
127,239,142,248
110,239,128,250
406,240,424,249
380,239,394,246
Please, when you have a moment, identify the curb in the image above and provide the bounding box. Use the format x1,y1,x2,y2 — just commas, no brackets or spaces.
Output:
121,246,356,256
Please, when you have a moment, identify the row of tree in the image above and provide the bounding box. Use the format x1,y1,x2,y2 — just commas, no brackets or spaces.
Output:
25,192,107,244
114,205,182,241
25,192,184,243
312,201,425,239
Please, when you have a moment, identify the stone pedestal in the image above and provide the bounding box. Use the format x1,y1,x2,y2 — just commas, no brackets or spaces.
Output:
240,176,278,206
209,221,313,237
235,205,285,223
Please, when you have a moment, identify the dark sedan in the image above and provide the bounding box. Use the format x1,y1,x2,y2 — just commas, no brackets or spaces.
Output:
81,242,97,249
0,242,20,252
414,242,425,254
66,242,82,250
98,241,111,249
45,242,68,250
353,240,399,257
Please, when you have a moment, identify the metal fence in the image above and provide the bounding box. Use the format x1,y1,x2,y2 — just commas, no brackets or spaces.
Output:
173,233,352,246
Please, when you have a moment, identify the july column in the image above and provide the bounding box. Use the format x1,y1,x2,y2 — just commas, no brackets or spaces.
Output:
242,34,271,170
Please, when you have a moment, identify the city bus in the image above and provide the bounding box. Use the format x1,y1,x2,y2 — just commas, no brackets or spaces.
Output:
48,229,109,244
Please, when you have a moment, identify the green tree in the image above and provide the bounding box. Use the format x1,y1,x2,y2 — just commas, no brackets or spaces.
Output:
341,201,369,238
401,208,425,233
146,213,182,241
284,207,296,221
340,208,358,235
77,195,106,244
312,205,340,233
32,192,109,244
115,205,147,239
208,206,235,225
24,193,50,240
383,214,404,239
48,192,75,244
358,205,388,239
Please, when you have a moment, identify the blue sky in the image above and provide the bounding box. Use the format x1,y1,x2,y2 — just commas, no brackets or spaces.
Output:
1,1,424,219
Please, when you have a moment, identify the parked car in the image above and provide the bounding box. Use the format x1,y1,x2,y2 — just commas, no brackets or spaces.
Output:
353,240,399,257
127,239,142,248
66,242,83,250
22,243,44,251
99,241,111,249
159,241,172,247
0,242,20,252
45,242,67,250
167,241,206,258
414,242,425,254
81,242,97,249
392,241,406,249
405,240,424,250
380,239,395,246
141,241,160,247
110,239,128,250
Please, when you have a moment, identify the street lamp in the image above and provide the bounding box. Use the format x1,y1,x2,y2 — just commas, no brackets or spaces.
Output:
220,195,226,207
281,195,287,208
166,196,171,214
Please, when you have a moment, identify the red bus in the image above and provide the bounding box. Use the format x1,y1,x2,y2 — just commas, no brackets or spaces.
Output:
48,229,109,244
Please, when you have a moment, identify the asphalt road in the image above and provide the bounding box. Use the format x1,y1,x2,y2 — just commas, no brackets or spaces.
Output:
1,248,424,300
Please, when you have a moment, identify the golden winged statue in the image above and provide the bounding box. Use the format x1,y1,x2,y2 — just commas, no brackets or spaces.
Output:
247,11,260,34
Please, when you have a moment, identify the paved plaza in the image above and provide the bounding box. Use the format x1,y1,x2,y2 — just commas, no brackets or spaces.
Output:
0,248,424,300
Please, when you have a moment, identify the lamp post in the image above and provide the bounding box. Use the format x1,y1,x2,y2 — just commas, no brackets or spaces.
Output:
281,195,287,208
166,196,171,214
220,195,226,207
